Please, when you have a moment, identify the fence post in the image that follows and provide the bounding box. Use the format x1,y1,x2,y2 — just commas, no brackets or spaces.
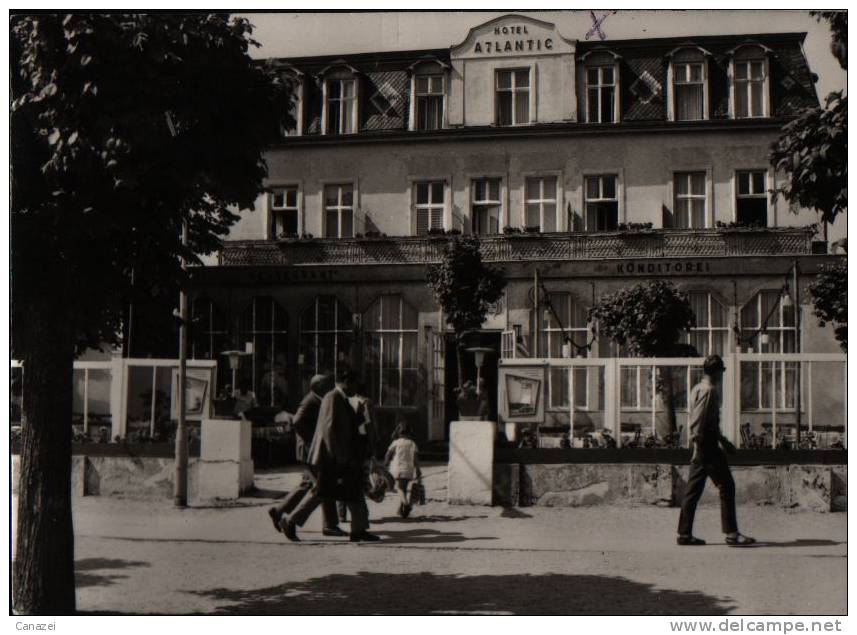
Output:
109,356,125,441
722,353,738,444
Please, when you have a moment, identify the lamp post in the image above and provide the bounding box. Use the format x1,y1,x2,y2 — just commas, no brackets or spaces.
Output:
174,222,188,508
466,346,494,389
220,349,252,397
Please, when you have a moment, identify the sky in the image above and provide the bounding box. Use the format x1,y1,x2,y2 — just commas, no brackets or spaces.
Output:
243,10,846,99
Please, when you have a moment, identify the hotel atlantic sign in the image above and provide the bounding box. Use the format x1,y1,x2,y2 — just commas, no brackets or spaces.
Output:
451,15,575,60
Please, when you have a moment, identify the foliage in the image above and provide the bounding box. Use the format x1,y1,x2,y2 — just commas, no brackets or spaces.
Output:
770,13,846,227
808,259,847,351
589,281,695,356
426,235,506,386
11,13,292,356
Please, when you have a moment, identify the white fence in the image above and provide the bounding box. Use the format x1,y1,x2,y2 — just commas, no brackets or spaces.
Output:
11,357,218,441
499,352,846,449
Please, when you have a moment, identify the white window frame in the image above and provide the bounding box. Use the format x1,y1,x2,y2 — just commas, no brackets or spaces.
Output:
732,169,770,226
470,176,504,235
322,182,356,238
412,179,447,235
523,175,561,232
322,76,359,136
548,367,592,412
620,365,656,411
411,72,447,131
363,294,419,407
668,48,709,122
683,291,731,356
729,47,770,119
582,172,621,232
672,171,708,229
269,184,302,238
241,296,289,407
281,67,305,136
584,63,620,124
495,67,533,126
740,290,800,412
299,295,354,387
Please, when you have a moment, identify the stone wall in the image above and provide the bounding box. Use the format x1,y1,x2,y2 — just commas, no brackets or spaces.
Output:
496,462,847,512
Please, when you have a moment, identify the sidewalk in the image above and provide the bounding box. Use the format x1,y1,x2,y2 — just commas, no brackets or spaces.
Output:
52,466,846,615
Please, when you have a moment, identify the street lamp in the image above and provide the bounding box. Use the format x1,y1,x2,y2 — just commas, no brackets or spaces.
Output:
220,348,252,395
466,346,494,390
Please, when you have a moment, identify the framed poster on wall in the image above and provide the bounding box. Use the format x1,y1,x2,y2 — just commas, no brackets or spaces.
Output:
170,368,213,421
498,365,545,423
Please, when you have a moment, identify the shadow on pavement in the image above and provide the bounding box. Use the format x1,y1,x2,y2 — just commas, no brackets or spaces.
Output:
190,571,735,615
75,558,151,588
370,514,488,525
741,539,845,549
372,528,497,544
500,507,532,519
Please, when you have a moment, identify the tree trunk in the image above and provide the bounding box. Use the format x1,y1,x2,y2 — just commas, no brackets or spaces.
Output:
13,312,76,614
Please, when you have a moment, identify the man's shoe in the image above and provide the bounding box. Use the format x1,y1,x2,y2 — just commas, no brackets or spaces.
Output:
350,531,381,542
725,533,756,546
280,519,300,542
322,526,349,537
402,504,412,519
268,507,282,533
676,535,706,546
397,502,406,518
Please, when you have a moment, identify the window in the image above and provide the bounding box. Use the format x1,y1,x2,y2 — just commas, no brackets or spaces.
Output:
415,74,444,131
671,49,707,121
673,172,706,228
472,178,501,235
685,292,729,356
281,70,304,136
325,78,357,135
240,297,288,407
270,186,299,238
496,69,530,126
620,366,655,410
72,367,113,436
299,296,354,394
736,170,768,226
733,50,768,118
324,184,354,238
548,367,590,410
740,290,799,411
534,293,590,358
584,175,619,231
525,177,558,232
363,295,419,407
190,297,230,393
586,65,617,123
414,181,445,235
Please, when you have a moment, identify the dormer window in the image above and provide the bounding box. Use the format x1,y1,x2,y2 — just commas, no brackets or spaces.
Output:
280,66,305,136
415,75,444,131
730,44,771,119
581,50,621,123
320,64,360,135
668,47,709,121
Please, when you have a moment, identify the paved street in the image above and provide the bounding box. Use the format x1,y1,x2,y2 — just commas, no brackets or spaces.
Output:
15,466,846,615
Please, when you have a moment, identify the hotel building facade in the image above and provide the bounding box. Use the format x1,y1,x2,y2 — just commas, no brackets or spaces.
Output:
189,15,846,446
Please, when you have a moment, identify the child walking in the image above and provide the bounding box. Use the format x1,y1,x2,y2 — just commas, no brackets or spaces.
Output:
385,421,421,518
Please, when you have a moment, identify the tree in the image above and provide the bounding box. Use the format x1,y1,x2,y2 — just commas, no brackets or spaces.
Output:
426,235,506,391
589,281,696,441
808,259,847,351
11,13,291,614
770,12,847,235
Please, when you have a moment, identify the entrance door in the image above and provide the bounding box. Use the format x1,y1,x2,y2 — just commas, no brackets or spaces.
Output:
443,331,502,438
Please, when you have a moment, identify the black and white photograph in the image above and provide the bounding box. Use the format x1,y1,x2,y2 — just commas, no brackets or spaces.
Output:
7,7,849,625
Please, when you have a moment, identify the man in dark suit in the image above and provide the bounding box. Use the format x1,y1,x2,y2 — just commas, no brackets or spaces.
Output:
677,355,755,546
267,374,346,537
281,369,379,542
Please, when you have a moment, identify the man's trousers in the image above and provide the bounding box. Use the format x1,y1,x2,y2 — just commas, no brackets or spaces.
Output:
677,449,738,536
288,489,369,535
275,468,339,530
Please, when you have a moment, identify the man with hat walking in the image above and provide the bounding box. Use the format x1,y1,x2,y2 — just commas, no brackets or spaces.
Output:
268,374,347,537
677,354,756,546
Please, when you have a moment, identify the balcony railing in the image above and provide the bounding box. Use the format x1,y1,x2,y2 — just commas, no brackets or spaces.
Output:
218,228,815,267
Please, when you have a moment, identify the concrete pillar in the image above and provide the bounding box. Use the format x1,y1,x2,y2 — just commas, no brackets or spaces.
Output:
198,417,254,500
448,419,495,505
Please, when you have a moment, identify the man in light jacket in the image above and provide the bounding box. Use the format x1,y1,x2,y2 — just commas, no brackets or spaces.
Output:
677,355,755,546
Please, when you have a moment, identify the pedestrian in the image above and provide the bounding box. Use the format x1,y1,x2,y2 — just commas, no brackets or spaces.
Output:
677,355,756,546
280,369,380,542
267,374,346,538
385,420,421,518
